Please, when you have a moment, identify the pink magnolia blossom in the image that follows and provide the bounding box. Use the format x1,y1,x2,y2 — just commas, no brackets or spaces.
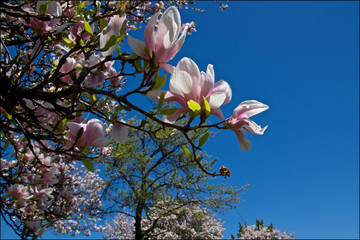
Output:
128,6,188,73
66,119,108,149
227,100,269,151
100,14,126,57
148,57,232,123
6,184,32,200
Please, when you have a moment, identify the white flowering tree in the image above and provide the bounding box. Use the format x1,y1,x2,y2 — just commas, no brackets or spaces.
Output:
231,219,295,240
104,201,225,239
1,0,269,239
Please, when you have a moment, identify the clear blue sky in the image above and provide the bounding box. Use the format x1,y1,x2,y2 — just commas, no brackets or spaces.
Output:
1,1,359,239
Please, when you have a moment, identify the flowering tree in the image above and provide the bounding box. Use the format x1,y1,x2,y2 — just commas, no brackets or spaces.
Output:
1,0,269,238
0,146,104,239
231,219,295,240
105,201,225,239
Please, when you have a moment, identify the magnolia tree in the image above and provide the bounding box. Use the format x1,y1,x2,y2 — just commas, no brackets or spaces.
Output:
231,219,295,240
1,0,269,238
104,201,225,239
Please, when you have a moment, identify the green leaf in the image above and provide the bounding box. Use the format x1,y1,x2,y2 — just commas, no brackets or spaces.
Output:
96,0,101,11
99,18,107,31
101,35,117,51
152,74,167,90
187,100,201,116
75,65,83,70
62,37,76,48
83,20,93,36
38,1,51,15
82,159,94,172
60,118,68,128
202,96,211,118
199,132,209,147
159,107,178,116
182,145,192,160
157,92,165,110
77,1,86,12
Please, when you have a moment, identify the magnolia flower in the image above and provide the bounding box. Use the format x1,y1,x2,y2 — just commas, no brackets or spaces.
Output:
227,100,269,151
109,123,128,144
128,6,188,73
6,184,32,200
100,14,126,57
66,119,108,149
148,57,232,123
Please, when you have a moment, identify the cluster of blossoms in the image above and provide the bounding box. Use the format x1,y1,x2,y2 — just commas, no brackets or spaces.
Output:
130,6,269,151
0,138,104,238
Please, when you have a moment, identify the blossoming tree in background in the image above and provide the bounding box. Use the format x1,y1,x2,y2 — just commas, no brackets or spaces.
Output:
104,201,225,239
231,219,295,240
1,0,270,238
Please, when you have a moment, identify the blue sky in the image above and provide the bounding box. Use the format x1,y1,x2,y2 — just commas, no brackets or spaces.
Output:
1,1,359,239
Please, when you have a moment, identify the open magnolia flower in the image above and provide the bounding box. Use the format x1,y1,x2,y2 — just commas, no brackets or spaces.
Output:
148,57,232,123
128,6,188,73
227,100,269,151
66,119,107,149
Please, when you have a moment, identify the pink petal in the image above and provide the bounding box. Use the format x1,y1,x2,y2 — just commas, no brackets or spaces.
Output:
212,80,232,105
169,70,193,97
127,36,148,60
160,63,175,74
156,6,181,49
200,64,215,98
208,92,227,109
243,118,268,135
144,12,160,51
233,100,269,119
234,129,251,152
163,108,187,123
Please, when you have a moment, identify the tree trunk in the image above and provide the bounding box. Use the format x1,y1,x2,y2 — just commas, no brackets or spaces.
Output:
135,203,144,240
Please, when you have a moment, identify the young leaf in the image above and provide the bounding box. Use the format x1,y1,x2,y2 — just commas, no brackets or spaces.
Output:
99,18,107,31
62,37,76,48
182,145,192,160
202,96,211,118
160,107,178,116
157,92,165,110
187,100,201,116
152,74,167,90
83,20,93,36
199,132,209,147
82,159,94,172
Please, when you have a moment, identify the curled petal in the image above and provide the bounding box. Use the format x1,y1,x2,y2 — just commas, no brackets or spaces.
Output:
233,100,269,119
156,6,181,48
243,118,268,135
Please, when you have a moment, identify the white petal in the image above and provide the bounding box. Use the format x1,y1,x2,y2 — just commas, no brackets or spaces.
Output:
170,70,193,97
233,100,269,118
208,92,227,109
127,36,147,59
